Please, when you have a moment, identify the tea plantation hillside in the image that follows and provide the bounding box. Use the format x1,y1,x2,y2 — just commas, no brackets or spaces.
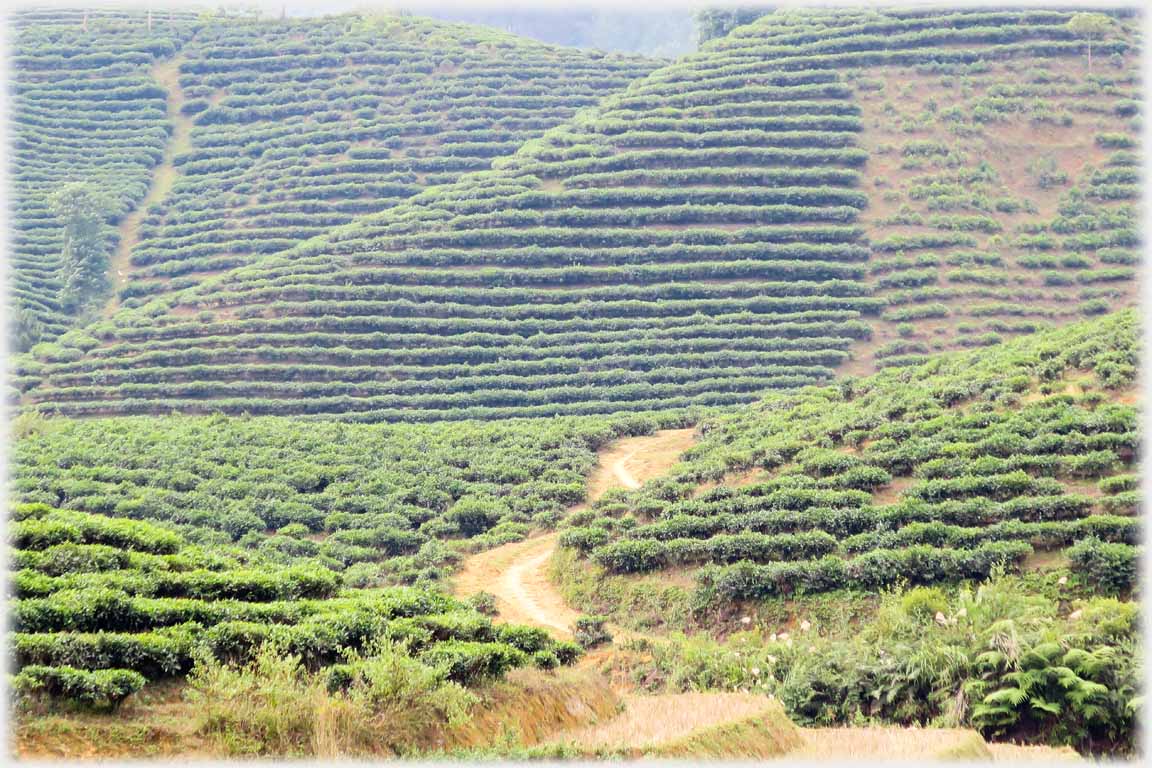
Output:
560,310,1139,602
7,412,685,713
16,8,1141,421
840,11,1142,371
552,309,1141,755
11,410,684,582
8,504,583,713
7,10,659,352
9,9,199,349
108,14,658,308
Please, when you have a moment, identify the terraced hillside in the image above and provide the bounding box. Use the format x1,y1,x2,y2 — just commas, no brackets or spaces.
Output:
551,309,1141,755
7,11,657,352
842,12,1142,371
561,310,1139,602
111,15,658,307
16,8,1141,421
9,9,198,349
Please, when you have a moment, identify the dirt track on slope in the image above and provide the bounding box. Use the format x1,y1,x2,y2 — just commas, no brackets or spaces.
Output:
452,428,695,639
105,55,193,316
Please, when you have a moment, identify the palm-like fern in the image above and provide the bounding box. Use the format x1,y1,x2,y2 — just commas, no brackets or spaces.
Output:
970,639,1121,747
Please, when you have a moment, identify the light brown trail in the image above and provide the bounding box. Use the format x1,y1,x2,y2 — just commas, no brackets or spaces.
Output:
452,428,695,638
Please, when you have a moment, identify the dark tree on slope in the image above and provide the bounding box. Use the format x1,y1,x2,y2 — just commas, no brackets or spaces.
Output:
49,183,112,313
696,6,774,44
10,307,45,354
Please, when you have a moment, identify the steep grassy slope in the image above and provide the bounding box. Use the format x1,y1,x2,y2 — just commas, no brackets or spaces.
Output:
560,310,1139,599
16,8,1141,420
8,10,199,348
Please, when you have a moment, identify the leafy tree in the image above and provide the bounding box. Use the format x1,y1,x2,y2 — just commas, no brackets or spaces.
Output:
10,306,44,352
1067,13,1114,74
696,7,774,44
49,183,113,313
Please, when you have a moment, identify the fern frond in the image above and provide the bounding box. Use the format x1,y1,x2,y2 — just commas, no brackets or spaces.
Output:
984,687,1028,706
1029,697,1061,716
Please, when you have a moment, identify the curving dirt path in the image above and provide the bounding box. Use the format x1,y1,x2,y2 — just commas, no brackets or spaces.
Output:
610,451,641,490
452,428,695,638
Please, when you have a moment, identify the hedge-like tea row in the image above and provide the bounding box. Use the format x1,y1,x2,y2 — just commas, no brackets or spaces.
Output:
7,508,584,708
695,541,1035,600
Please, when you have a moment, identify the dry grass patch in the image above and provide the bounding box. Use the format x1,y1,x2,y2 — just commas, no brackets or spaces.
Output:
794,726,992,760
444,667,620,749
988,743,1082,762
543,691,802,757
1022,548,1072,572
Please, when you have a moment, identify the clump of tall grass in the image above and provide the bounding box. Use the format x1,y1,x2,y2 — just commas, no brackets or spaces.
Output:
185,640,475,756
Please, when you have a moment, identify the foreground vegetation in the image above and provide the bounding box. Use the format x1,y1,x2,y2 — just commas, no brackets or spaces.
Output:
603,572,1139,756
7,414,681,726
9,502,582,699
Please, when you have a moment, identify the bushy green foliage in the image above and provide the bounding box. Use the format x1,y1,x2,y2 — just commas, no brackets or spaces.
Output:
572,615,613,649
12,415,670,573
419,641,529,685
188,641,475,756
1066,538,1138,594
620,573,1140,754
569,313,1139,600
900,587,950,621
13,665,146,712
6,506,581,705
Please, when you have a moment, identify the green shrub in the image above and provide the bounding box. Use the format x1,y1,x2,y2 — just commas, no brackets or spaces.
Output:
1098,475,1137,495
1066,538,1137,594
13,665,146,711
465,591,498,616
900,586,950,621
419,641,529,684
572,615,613,649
